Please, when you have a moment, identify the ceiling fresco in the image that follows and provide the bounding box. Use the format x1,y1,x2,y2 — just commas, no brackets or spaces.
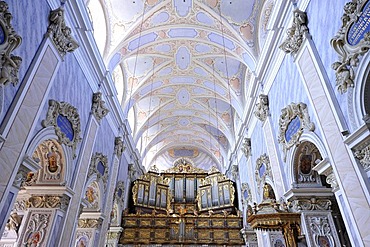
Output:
86,0,275,171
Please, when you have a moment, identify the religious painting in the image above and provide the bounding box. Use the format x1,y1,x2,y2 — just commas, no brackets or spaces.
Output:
274,239,285,247
299,154,312,175
84,181,99,209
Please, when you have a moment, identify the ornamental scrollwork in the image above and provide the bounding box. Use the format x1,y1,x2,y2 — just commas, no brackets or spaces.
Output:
21,212,50,246
241,183,252,206
91,92,109,122
78,218,102,228
241,137,251,158
254,94,269,122
27,195,69,210
354,143,370,171
255,154,272,191
114,181,125,207
331,1,370,93
47,6,79,57
114,136,125,157
0,1,22,87
279,9,309,54
278,102,315,162
88,153,109,190
308,216,336,247
42,100,82,159
290,197,332,212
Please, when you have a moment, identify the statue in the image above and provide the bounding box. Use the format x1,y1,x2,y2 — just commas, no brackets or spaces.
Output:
263,183,275,201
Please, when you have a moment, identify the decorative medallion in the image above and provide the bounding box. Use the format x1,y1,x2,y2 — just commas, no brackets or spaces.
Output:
278,102,315,161
91,92,109,122
114,181,125,207
241,183,252,206
241,137,251,158
47,6,79,56
84,181,100,210
42,100,82,159
0,1,22,87
331,0,370,93
114,136,125,157
32,139,65,184
255,154,272,191
279,9,309,54
254,94,269,122
293,141,322,186
88,153,109,190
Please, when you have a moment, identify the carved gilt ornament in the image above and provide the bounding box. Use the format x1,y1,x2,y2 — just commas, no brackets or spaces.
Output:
279,9,309,54
0,1,22,87
331,0,370,93
278,102,315,161
27,195,70,211
254,94,269,122
78,218,102,229
42,100,82,159
91,92,109,122
47,6,79,56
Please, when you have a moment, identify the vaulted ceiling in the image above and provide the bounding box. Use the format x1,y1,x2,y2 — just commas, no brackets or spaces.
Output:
86,0,275,171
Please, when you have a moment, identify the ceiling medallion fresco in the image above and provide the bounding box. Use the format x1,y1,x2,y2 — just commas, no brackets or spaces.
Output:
87,0,272,171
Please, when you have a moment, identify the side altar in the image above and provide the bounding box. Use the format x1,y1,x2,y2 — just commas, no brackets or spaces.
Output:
119,158,244,246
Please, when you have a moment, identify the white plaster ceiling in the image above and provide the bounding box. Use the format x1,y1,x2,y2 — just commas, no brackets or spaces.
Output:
86,0,275,171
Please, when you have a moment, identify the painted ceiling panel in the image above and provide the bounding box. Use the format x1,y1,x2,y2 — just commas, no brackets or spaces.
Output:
87,0,268,171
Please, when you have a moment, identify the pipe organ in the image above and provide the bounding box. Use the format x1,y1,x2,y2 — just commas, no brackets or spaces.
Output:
119,160,244,246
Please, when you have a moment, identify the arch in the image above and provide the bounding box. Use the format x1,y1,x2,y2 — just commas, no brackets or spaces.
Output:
351,50,370,130
24,126,73,187
286,131,328,187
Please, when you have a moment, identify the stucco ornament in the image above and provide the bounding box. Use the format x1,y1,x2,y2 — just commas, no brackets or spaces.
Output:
254,94,269,122
0,1,22,87
255,153,272,191
88,152,109,189
92,92,109,122
47,6,79,56
42,100,82,159
21,212,50,246
331,0,370,93
279,9,309,54
241,182,252,206
27,195,69,210
278,102,315,162
114,136,125,157
354,143,370,171
308,216,335,247
78,218,102,228
114,181,125,207
241,137,251,158
290,197,332,212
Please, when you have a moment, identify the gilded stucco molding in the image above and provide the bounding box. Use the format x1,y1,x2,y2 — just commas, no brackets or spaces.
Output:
331,1,370,93
278,102,315,161
88,152,109,189
279,9,309,54
241,137,251,158
78,218,102,228
42,100,82,159
254,94,269,122
0,1,22,87
91,92,109,122
47,6,79,57
114,136,125,157
26,195,70,211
